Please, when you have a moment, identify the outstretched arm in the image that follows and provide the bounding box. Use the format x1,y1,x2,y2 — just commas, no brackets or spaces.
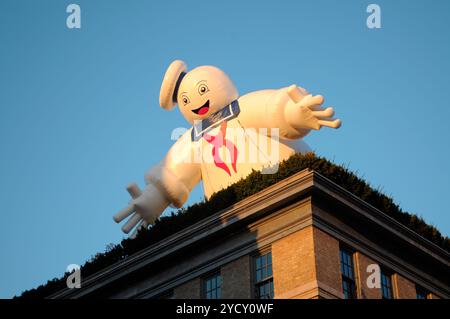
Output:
113,129,201,237
237,85,341,140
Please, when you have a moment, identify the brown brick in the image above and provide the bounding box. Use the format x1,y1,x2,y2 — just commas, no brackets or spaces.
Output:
354,252,382,299
394,274,416,299
272,226,316,298
222,255,251,298
174,278,201,299
313,227,343,298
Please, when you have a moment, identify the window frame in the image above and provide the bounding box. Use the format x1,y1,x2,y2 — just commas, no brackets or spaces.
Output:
339,246,358,299
252,249,274,299
380,268,394,299
201,270,222,300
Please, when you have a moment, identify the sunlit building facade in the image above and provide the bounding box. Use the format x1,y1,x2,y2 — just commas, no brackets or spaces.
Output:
51,170,450,299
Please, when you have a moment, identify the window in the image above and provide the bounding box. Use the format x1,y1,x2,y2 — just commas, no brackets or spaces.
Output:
380,270,393,299
339,248,357,299
254,252,274,299
203,272,222,299
416,286,430,299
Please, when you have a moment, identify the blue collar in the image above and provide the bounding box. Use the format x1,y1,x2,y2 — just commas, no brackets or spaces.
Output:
191,100,240,141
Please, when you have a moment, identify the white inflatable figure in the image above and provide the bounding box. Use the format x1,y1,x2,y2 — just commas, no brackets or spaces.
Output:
113,60,341,238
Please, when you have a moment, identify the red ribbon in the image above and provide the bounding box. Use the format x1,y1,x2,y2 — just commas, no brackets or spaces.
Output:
203,122,238,176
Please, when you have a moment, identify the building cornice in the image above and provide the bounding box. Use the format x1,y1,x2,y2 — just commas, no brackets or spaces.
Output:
50,169,450,299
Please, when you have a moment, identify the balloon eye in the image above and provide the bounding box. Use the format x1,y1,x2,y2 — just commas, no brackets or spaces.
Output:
198,84,209,95
181,95,190,105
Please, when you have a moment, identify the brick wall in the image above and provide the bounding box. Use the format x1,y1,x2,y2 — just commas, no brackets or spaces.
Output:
174,278,201,299
313,227,343,298
172,227,443,300
222,255,252,298
354,252,382,299
272,226,316,298
394,274,417,299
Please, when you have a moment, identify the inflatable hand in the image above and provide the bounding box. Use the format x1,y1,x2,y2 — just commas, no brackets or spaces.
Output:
113,183,169,238
285,85,341,131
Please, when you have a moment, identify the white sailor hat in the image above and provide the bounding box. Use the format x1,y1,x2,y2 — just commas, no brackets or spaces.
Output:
159,60,188,110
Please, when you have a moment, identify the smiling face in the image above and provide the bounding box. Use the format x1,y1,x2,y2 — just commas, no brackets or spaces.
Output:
177,66,239,124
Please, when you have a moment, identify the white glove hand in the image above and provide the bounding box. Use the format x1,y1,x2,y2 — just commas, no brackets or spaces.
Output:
285,84,341,131
113,183,170,238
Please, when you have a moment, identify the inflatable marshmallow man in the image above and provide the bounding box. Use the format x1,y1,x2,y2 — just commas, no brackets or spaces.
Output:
113,60,341,237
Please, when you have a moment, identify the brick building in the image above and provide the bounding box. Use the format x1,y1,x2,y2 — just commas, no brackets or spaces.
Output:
51,169,450,299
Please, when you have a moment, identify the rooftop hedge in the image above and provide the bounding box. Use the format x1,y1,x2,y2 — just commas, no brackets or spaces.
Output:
17,152,450,298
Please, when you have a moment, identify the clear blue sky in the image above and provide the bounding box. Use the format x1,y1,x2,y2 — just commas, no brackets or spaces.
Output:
1,0,449,298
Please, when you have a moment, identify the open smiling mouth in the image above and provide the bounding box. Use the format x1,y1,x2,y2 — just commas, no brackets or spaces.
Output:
191,100,210,115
